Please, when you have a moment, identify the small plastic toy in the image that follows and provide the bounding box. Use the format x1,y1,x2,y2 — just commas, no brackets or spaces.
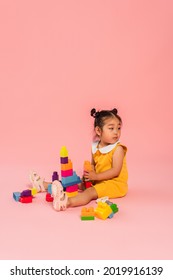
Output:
94,202,113,220
19,196,32,203
46,193,53,202
60,146,81,197
52,171,59,182
13,192,21,201
81,207,95,220
83,160,93,189
96,196,109,203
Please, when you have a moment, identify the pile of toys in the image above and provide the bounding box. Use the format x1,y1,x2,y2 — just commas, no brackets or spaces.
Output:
81,197,118,221
13,146,119,220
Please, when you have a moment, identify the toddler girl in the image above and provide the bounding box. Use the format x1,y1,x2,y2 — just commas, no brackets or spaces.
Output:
30,108,128,210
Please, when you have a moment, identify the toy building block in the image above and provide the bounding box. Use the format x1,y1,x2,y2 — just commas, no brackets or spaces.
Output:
96,196,109,203
60,157,68,164
61,171,81,188
61,160,73,171
81,207,95,220
21,189,32,197
46,193,53,202
94,202,112,220
105,200,119,214
47,184,52,194
66,184,78,193
66,191,78,197
84,181,92,189
30,188,37,196
13,192,21,201
60,146,68,157
60,146,81,198
61,169,73,177
83,161,93,189
60,146,69,164
19,196,32,203
81,216,95,220
84,161,93,172
52,171,59,182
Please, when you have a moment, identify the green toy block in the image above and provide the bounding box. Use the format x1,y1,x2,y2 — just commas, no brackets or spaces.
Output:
81,216,95,220
110,204,119,213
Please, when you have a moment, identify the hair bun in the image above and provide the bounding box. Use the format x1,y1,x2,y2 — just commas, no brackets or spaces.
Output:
111,108,118,115
90,108,96,117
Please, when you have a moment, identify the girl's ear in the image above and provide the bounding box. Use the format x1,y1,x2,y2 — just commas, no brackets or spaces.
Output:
95,126,101,136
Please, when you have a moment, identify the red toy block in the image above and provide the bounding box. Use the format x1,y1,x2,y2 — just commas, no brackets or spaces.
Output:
19,196,32,203
84,181,92,188
46,193,53,202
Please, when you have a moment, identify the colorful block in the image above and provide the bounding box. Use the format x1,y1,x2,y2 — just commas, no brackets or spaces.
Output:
61,171,81,188
81,207,95,220
84,181,92,188
81,207,95,216
81,216,95,220
13,192,21,201
30,188,37,196
66,184,78,193
19,196,32,203
94,202,112,220
60,146,68,157
47,184,52,194
52,171,59,182
46,193,53,202
60,157,68,164
61,169,73,177
84,161,93,172
21,189,32,197
66,191,78,197
61,160,73,171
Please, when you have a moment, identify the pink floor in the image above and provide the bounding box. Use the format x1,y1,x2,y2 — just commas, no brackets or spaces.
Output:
1,161,173,260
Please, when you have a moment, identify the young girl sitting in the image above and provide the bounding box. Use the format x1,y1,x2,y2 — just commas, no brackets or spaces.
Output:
30,108,128,211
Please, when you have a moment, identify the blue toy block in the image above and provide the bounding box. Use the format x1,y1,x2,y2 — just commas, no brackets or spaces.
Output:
47,184,52,194
13,192,21,201
108,212,114,218
61,171,81,188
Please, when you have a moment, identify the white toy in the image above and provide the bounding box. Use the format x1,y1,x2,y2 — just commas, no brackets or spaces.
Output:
96,196,109,203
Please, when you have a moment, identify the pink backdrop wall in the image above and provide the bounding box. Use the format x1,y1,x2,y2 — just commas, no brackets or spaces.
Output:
0,0,173,260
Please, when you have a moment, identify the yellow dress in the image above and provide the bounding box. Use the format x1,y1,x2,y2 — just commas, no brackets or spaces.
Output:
92,141,128,198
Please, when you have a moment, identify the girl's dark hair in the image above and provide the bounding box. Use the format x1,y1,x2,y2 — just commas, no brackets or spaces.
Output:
90,108,122,129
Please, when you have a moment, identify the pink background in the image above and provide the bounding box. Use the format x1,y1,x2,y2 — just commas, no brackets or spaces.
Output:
0,0,173,259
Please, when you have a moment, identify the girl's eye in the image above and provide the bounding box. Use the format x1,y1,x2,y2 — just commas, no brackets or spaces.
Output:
118,127,121,130
109,128,113,130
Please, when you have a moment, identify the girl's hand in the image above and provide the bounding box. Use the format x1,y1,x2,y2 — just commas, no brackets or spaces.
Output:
84,170,98,181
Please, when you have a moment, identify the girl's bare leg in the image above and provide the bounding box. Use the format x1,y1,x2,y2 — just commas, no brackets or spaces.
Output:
43,181,52,190
67,187,98,207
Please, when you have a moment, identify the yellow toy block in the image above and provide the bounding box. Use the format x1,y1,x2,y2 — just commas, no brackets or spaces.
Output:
60,146,68,157
83,161,92,172
94,202,112,220
61,159,73,171
66,191,78,197
81,207,95,217
29,188,38,196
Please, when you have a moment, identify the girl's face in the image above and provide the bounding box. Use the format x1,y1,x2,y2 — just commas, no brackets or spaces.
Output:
95,116,122,147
